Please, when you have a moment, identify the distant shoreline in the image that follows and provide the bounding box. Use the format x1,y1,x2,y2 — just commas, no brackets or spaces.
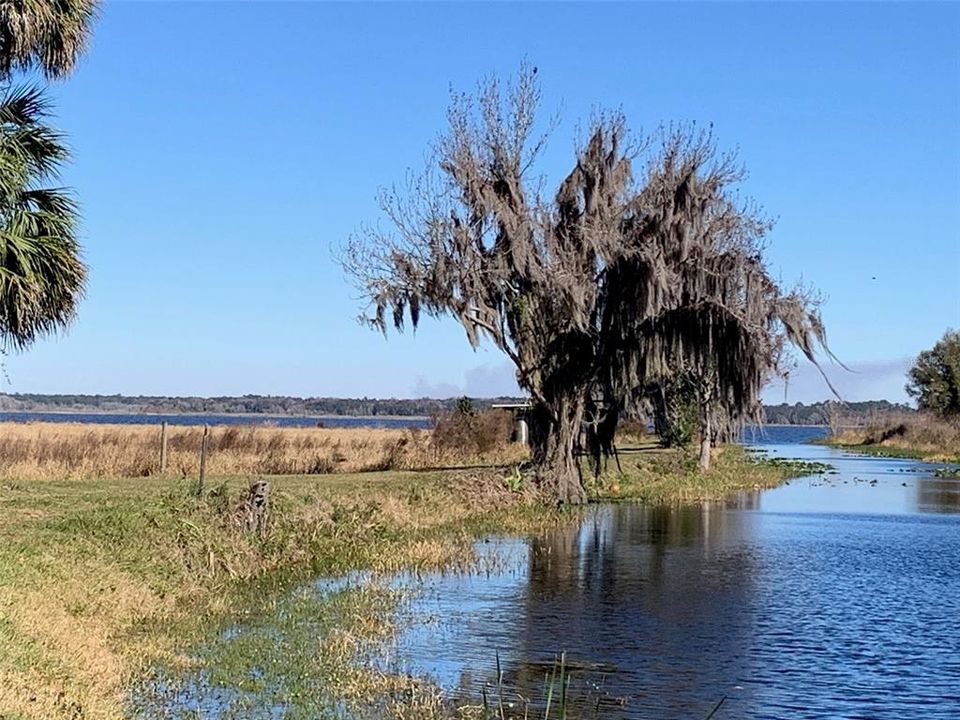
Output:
0,394,914,427
0,410,831,429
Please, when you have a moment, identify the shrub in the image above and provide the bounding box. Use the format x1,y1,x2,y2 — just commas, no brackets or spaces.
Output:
431,408,514,459
617,417,649,443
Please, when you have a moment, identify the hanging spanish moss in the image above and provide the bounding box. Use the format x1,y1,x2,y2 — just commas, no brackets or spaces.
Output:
343,66,834,502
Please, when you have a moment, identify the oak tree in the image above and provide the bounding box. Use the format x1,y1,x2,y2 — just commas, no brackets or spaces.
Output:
344,68,831,502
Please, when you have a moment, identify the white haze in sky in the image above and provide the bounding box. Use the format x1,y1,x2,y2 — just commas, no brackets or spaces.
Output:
413,356,916,405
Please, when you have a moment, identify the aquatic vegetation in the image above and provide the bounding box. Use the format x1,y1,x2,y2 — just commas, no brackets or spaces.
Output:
753,456,833,475
477,651,623,720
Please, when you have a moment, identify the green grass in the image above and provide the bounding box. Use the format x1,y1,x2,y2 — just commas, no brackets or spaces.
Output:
0,469,561,719
587,444,826,505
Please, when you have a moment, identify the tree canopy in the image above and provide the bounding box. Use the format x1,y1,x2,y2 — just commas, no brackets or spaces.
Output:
344,68,832,503
906,330,960,416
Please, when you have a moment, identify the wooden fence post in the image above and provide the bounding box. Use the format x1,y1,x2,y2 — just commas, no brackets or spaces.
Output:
197,425,209,497
159,422,168,474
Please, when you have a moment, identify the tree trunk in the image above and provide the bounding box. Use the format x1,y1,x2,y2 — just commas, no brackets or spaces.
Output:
529,394,587,505
698,405,712,472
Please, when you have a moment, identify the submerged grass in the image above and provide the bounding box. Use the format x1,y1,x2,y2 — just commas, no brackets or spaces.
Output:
0,467,559,719
0,436,814,720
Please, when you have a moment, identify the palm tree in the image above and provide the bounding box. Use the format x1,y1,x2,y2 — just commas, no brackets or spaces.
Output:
0,85,85,349
0,0,99,80
0,2,97,350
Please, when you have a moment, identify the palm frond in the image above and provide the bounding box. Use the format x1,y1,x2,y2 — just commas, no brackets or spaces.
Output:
0,85,69,197
0,0,99,80
0,85,85,350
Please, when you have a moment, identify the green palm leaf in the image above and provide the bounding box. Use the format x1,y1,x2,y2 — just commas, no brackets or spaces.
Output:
0,84,85,350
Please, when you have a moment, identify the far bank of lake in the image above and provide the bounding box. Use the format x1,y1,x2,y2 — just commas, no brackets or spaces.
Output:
0,409,432,429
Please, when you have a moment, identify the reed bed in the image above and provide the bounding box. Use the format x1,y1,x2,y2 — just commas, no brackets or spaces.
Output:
0,419,527,480
826,412,960,461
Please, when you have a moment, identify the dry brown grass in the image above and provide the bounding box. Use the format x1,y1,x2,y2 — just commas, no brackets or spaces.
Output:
0,420,527,481
827,412,960,461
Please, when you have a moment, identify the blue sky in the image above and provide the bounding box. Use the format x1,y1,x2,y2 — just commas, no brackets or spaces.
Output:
3,1,958,403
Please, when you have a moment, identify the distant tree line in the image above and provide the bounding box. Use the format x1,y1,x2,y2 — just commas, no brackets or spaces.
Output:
761,400,913,425
0,393,913,425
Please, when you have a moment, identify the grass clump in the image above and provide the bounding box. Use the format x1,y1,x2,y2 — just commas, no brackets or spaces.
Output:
587,444,827,505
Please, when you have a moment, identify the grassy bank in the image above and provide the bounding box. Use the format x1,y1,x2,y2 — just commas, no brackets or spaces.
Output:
822,413,960,462
0,425,816,720
589,443,828,504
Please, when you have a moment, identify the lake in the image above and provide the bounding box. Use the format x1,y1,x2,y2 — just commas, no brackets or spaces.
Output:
0,410,431,429
140,427,960,718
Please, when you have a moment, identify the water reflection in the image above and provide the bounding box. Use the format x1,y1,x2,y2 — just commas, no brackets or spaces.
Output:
396,503,764,717
524,505,759,717
917,477,960,513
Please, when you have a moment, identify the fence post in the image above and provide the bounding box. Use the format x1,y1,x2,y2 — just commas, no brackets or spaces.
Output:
159,422,168,474
197,425,209,497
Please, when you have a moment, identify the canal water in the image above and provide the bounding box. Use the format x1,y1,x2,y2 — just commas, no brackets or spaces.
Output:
141,427,960,718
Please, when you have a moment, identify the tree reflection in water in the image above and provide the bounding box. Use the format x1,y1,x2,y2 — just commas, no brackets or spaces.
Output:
916,477,960,513
484,502,764,717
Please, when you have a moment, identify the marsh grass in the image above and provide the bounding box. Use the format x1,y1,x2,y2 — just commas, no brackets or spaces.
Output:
824,413,960,462
586,444,821,505
468,649,729,720
0,420,527,480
